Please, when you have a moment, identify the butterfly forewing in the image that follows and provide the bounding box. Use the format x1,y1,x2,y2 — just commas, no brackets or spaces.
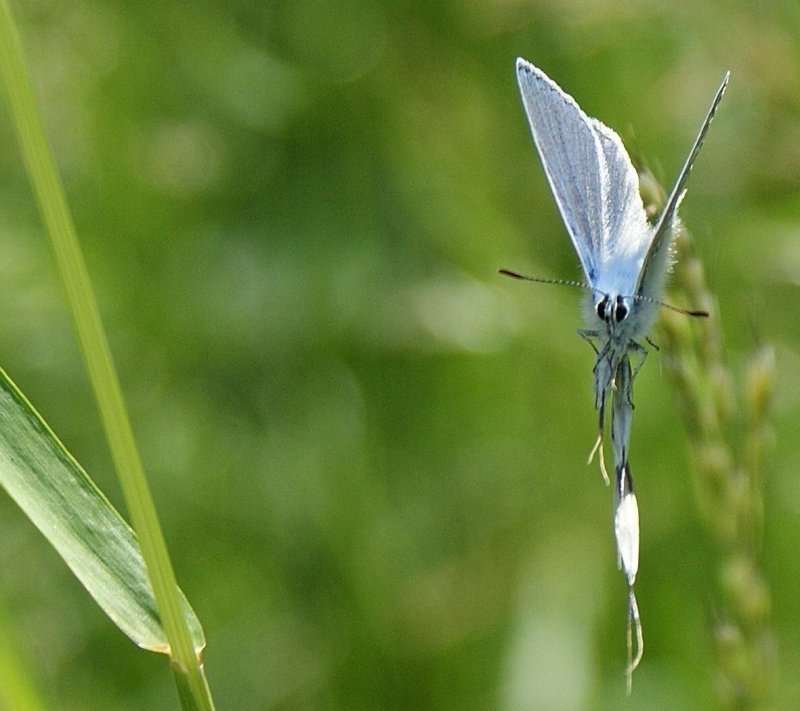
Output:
590,125,653,296
516,58,650,291
635,72,730,300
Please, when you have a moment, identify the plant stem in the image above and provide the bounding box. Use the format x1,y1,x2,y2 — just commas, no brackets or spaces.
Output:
655,199,775,708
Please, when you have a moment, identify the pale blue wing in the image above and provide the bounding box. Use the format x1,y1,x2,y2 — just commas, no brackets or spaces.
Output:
636,72,730,299
516,58,648,290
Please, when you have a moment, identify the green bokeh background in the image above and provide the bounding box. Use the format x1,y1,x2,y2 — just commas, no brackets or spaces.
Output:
0,1,798,708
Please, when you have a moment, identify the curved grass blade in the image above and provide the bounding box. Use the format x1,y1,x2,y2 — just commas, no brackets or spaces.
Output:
0,366,205,654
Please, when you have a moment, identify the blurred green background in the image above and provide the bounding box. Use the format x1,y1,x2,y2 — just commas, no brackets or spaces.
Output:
0,0,797,708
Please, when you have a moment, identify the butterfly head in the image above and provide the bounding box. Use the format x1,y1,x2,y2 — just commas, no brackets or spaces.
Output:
595,293,632,326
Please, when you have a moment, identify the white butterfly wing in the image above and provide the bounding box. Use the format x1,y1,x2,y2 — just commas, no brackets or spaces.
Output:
635,72,730,300
516,58,650,292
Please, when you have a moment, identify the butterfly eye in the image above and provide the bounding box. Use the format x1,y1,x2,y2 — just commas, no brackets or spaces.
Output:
596,296,608,320
615,297,628,323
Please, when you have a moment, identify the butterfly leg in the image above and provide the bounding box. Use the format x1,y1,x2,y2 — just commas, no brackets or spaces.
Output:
624,340,651,409
629,341,648,379
577,328,600,354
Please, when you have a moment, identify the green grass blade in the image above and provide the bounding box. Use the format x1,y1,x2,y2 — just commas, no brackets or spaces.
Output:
0,2,214,708
0,365,206,653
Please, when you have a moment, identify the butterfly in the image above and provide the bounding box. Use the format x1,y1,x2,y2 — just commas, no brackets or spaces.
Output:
505,59,728,469
502,58,729,689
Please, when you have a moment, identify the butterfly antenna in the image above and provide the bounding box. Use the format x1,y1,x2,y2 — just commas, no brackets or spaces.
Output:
498,268,589,290
634,293,709,318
